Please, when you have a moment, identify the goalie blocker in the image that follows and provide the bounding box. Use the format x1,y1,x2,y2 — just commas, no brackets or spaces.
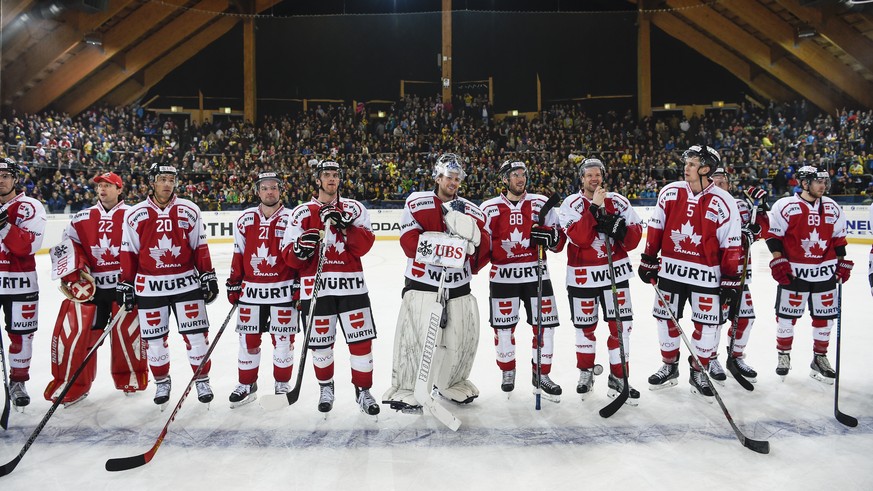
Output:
44,240,147,404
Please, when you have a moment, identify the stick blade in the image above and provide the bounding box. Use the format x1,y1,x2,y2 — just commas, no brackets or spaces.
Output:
0,456,22,477
836,411,859,428
598,390,628,419
105,454,148,472
743,437,770,454
726,358,755,392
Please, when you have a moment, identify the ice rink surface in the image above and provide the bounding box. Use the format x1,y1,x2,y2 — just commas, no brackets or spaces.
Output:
0,240,871,490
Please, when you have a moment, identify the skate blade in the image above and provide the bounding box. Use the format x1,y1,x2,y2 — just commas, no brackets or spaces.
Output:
607,389,640,406
689,387,714,403
809,371,835,385
539,392,561,403
13,404,27,413
230,394,258,409
648,379,678,391
159,401,169,412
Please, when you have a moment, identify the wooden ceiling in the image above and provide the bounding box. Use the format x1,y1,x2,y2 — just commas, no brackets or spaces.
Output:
1,0,872,116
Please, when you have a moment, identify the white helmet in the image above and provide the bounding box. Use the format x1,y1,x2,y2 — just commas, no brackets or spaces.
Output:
432,153,467,180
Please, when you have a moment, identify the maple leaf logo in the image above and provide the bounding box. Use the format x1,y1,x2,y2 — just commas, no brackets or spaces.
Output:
149,234,181,268
591,235,607,258
670,221,703,256
801,228,828,258
500,228,530,258
91,234,120,266
250,242,277,274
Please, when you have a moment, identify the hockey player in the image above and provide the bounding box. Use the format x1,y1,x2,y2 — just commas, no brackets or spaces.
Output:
481,160,565,400
0,157,46,408
638,145,743,399
44,171,147,405
382,153,491,409
280,160,380,416
560,158,643,404
710,168,769,384
226,172,298,407
766,166,850,384
117,164,219,407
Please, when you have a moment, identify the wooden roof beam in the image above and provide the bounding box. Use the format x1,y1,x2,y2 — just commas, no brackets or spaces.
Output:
714,0,873,107
15,0,187,114
665,0,848,112
775,0,873,70
0,0,36,30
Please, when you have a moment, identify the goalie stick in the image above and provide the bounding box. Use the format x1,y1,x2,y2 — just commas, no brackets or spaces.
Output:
0,308,127,477
534,193,560,411
833,280,858,427
104,305,238,472
259,224,330,410
598,238,630,418
651,283,770,454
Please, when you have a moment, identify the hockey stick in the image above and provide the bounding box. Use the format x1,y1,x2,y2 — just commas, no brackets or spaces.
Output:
259,224,330,410
0,308,128,477
105,304,237,472
534,193,560,411
725,204,757,391
598,238,630,418
651,283,770,454
0,329,9,431
833,279,858,427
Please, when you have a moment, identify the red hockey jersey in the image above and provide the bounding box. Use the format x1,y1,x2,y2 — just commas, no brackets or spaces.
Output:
63,201,128,290
0,192,46,295
560,191,642,289
229,206,298,304
119,196,213,297
644,181,742,288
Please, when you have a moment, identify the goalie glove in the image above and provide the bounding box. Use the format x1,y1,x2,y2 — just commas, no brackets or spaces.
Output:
444,208,480,255
60,269,97,303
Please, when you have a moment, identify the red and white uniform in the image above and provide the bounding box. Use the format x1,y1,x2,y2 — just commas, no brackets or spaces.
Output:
65,201,128,291
0,192,46,383
230,205,299,386
644,181,742,365
120,195,214,380
481,192,564,376
561,191,642,377
280,197,376,390
766,193,846,355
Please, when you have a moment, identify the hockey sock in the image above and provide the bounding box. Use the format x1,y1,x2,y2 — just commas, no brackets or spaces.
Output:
271,333,295,383
238,333,262,385
607,320,632,377
712,323,723,355
312,345,335,384
493,326,516,372
531,326,554,375
183,332,211,376
731,317,753,357
811,317,833,355
574,324,597,370
145,335,171,379
776,317,796,352
656,318,680,364
8,333,33,381
692,322,718,367
349,339,374,388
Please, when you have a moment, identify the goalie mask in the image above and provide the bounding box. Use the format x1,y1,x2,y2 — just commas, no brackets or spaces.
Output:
433,153,467,181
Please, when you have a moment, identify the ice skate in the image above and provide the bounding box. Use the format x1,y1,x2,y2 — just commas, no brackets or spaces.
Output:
648,362,679,390
10,381,30,410
229,382,258,408
355,387,380,417
153,376,171,409
809,354,836,385
318,381,335,414
728,354,758,383
708,357,727,386
274,381,291,395
776,351,791,380
195,377,213,405
576,368,595,400
533,373,561,403
501,369,515,394
607,374,640,406
689,366,714,401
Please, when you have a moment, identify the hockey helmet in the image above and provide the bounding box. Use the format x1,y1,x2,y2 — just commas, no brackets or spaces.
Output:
682,145,721,176
314,160,343,180
255,171,282,188
0,157,21,176
578,157,606,178
796,165,830,190
498,160,526,181
148,163,178,180
432,153,467,180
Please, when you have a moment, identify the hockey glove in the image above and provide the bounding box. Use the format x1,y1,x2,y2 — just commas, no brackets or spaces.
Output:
116,281,136,311
741,222,761,249
744,186,770,213
199,270,219,304
0,208,7,231
835,259,853,283
720,276,742,320
61,270,97,303
226,281,242,305
638,254,660,284
319,204,352,229
595,213,628,241
444,210,481,246
293,228,321,260
530,224,559,249
769,257,793,285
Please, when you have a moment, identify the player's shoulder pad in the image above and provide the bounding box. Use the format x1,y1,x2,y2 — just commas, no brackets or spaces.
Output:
406,191,437,213
71,208,92,223
340,198,365,221
607,193,631,212
459,198,486,221
290,202,313,225
125,202,150,228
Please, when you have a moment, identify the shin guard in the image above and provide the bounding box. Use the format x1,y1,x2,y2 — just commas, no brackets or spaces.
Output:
44,299,98,403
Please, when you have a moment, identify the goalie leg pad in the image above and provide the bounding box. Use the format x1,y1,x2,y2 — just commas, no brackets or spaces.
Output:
110,307,149,392
43,300,97,402
434,293,480,402
382,291,432,407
